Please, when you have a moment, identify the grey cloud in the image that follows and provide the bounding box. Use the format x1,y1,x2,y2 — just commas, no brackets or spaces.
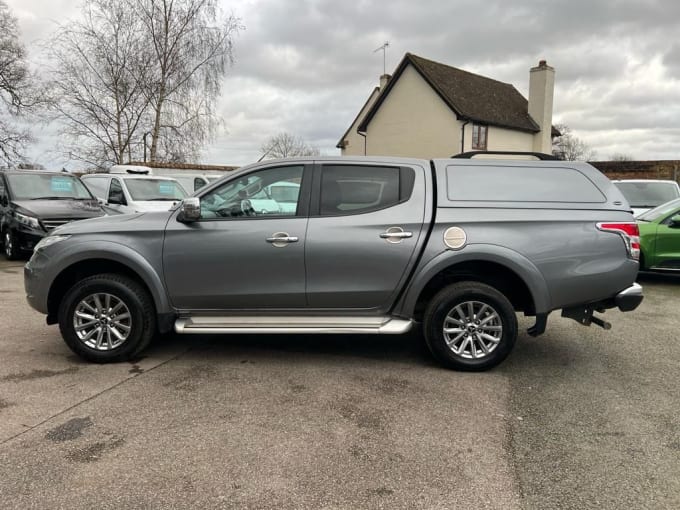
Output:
6,0,680,165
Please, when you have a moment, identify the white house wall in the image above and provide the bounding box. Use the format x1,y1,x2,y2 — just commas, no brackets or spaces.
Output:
362,65,536,158
365,65,460,158
341,88,380,156
486,126,534,153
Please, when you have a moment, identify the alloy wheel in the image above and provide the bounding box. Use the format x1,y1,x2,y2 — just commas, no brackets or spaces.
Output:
443,300,503,359
73,293,132,350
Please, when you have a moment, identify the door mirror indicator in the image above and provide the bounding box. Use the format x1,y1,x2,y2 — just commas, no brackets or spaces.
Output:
179,197,201,222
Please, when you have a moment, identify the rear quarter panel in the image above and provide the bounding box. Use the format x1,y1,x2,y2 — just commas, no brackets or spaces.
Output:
398,160,639,315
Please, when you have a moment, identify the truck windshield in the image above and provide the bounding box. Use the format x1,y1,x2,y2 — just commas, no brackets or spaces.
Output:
614,181,680,208
7,173,94,200
125,179,187,201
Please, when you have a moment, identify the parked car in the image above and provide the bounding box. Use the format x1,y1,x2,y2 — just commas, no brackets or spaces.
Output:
612,179,680,217
80,173,188,214
636,197,680,271
0,170,104,260
108,164,233,193
25,154,643,370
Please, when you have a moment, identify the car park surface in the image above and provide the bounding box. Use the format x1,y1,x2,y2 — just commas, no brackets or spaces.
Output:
1,257,679,509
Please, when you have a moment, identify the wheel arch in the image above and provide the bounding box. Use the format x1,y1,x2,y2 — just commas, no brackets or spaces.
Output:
46,247,172,324
396,246,551,321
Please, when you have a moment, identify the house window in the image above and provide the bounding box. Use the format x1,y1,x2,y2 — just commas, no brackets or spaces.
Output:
472,124,488,150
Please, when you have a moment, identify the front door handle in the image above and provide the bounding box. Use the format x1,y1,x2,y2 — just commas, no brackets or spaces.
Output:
266,232,299,247
380,227,413,243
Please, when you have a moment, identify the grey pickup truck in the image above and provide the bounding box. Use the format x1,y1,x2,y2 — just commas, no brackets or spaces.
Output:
25,153,643,370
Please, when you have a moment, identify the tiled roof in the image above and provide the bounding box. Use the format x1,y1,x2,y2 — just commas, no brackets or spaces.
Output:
357,53,543,134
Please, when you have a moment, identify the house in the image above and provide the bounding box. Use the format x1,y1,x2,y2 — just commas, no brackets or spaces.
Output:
337,53,558,158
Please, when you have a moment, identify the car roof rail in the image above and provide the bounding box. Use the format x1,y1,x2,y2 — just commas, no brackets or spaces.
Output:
451,150,560,161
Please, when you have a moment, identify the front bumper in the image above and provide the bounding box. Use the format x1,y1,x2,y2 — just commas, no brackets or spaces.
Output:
24,249,51,315
15,226,46,252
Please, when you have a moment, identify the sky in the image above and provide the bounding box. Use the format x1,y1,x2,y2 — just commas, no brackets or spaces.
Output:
6,0,680,168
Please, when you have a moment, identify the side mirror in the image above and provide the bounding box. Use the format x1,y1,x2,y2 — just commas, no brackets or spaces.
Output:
179,197,201,222
108,193,126,206
670,214,680,227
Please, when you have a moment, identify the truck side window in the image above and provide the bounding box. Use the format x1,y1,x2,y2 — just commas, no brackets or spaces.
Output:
319,165,413,216
200,165,303,219
194,177,206,191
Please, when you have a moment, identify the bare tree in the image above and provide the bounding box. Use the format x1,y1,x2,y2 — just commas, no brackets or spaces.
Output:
134,0,242,162
46,0,241,167
552,123,596,161
0,1,39,164
260,132,320,160
47,0,151,166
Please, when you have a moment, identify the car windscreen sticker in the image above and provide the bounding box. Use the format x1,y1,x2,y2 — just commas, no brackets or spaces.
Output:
51,176,74,192
159,182,175,195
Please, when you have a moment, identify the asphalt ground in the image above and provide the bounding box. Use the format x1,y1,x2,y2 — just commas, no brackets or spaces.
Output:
0,257,678,509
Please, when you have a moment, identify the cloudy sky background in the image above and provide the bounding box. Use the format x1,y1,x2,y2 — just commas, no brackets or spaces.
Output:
7,0,680,167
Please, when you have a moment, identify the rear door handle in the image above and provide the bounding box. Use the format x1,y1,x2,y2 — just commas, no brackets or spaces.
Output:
266,232,299,247
266,236,299,243
379,232,413,239
379,227,413,243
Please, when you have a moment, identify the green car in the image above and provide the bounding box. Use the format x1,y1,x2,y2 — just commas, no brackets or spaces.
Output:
637,198,680,271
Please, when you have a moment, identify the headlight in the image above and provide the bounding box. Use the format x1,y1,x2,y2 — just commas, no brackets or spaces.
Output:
34,235,71,251
14,211,41,229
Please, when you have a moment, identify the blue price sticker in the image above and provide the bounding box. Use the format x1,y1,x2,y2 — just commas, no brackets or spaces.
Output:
51,177,74,192
159,182,175,195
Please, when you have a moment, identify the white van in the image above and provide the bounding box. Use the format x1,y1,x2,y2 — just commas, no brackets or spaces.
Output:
81,173,188,214
612,179,680,217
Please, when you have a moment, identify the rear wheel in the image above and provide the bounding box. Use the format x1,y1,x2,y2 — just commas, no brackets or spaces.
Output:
58,274,156,363
423,281,518,371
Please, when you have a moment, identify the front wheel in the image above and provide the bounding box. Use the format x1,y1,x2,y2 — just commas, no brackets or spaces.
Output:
58,274,156,363
423,281,518,371
3,228,21,260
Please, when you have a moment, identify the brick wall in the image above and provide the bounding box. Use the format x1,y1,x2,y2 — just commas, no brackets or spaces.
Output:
589,160,680,182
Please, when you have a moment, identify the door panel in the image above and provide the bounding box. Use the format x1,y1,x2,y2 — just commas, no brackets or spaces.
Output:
305,164,427,311
163,218,307,309
655,222,680,268
163,164,309,310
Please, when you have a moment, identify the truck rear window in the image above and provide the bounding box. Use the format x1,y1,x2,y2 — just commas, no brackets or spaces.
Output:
446,165,606,203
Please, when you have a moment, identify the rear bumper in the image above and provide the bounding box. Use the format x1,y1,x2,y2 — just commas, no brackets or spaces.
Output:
614,282,643,312
560,282,643,330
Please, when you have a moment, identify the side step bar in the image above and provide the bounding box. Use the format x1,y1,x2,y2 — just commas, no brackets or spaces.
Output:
175,316,413,335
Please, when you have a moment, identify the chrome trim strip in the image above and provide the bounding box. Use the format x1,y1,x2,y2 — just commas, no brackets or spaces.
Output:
175,317,412,335
617,282,643,297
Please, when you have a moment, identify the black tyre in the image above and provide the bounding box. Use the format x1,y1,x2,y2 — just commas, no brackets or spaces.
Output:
3,228,21,260
423,281,518,371
58,273,156,363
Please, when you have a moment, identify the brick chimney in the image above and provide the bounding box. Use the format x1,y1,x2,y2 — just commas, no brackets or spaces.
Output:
379,73,391,90
528,60,555,154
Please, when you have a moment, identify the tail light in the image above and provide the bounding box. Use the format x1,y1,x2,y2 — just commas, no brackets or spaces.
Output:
596,222,640,261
